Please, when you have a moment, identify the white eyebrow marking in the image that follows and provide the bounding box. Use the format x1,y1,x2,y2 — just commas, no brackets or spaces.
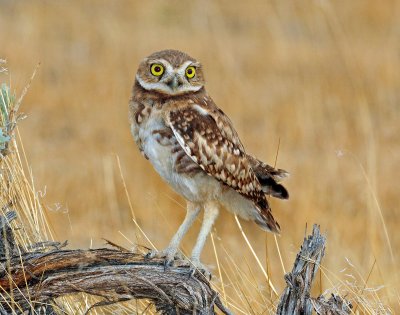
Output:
150,59,174,74
177,61,195,76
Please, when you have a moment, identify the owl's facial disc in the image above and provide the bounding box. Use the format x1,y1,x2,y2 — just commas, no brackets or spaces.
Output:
136,59,204,95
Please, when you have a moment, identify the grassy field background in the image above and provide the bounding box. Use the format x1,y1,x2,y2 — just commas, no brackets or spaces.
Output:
1,0,399,313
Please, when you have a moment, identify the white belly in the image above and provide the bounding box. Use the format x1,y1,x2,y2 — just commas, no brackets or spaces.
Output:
139,118,221,203
144,136,175,183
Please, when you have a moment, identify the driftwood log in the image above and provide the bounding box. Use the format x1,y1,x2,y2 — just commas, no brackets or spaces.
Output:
1,212,351,314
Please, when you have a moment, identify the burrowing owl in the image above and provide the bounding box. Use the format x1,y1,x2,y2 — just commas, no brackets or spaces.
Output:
129,49,289,270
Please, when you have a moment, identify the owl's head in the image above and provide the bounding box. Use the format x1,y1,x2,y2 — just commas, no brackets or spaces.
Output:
135,50,205,96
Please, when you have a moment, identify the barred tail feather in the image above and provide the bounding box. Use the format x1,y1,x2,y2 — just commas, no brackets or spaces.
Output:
246,154,289,200
259,176,289,199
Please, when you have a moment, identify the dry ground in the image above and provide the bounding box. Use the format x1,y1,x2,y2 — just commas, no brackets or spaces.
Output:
1,1,399,313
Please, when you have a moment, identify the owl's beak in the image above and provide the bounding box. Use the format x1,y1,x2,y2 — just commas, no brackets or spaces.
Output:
167,75,183,90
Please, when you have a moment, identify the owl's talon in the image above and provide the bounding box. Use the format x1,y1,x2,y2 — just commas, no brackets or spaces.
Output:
144,248,181,264
189,259,212,280
144,249,157,260
188,266,197,279
163,258,174,271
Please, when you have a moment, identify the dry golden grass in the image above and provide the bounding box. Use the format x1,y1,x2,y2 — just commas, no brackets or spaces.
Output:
1,1,399,313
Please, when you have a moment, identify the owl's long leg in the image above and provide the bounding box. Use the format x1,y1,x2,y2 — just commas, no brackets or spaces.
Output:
147,201,200,264
190,201,219,264
165,201,201,257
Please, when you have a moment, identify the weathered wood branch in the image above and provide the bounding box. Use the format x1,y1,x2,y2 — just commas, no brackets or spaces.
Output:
0,212,230,315
276,224,352,315
3,249,231,314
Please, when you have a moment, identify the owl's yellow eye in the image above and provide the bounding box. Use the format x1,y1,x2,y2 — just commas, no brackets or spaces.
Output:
150,64,164,76
185,66,196,79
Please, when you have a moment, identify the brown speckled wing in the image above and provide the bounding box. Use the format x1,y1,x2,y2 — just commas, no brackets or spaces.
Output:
166,103,269,211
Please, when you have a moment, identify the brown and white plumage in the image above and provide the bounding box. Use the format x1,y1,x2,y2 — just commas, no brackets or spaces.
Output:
129,49,289,269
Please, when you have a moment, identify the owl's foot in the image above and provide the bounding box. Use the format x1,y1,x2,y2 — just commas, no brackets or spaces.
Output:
188,258,212,280
145,248,183,269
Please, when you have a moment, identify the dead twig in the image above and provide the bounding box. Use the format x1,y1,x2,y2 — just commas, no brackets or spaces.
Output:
276,225,352,315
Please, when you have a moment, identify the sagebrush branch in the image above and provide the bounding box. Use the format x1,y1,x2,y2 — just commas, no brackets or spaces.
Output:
0,212,230,315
